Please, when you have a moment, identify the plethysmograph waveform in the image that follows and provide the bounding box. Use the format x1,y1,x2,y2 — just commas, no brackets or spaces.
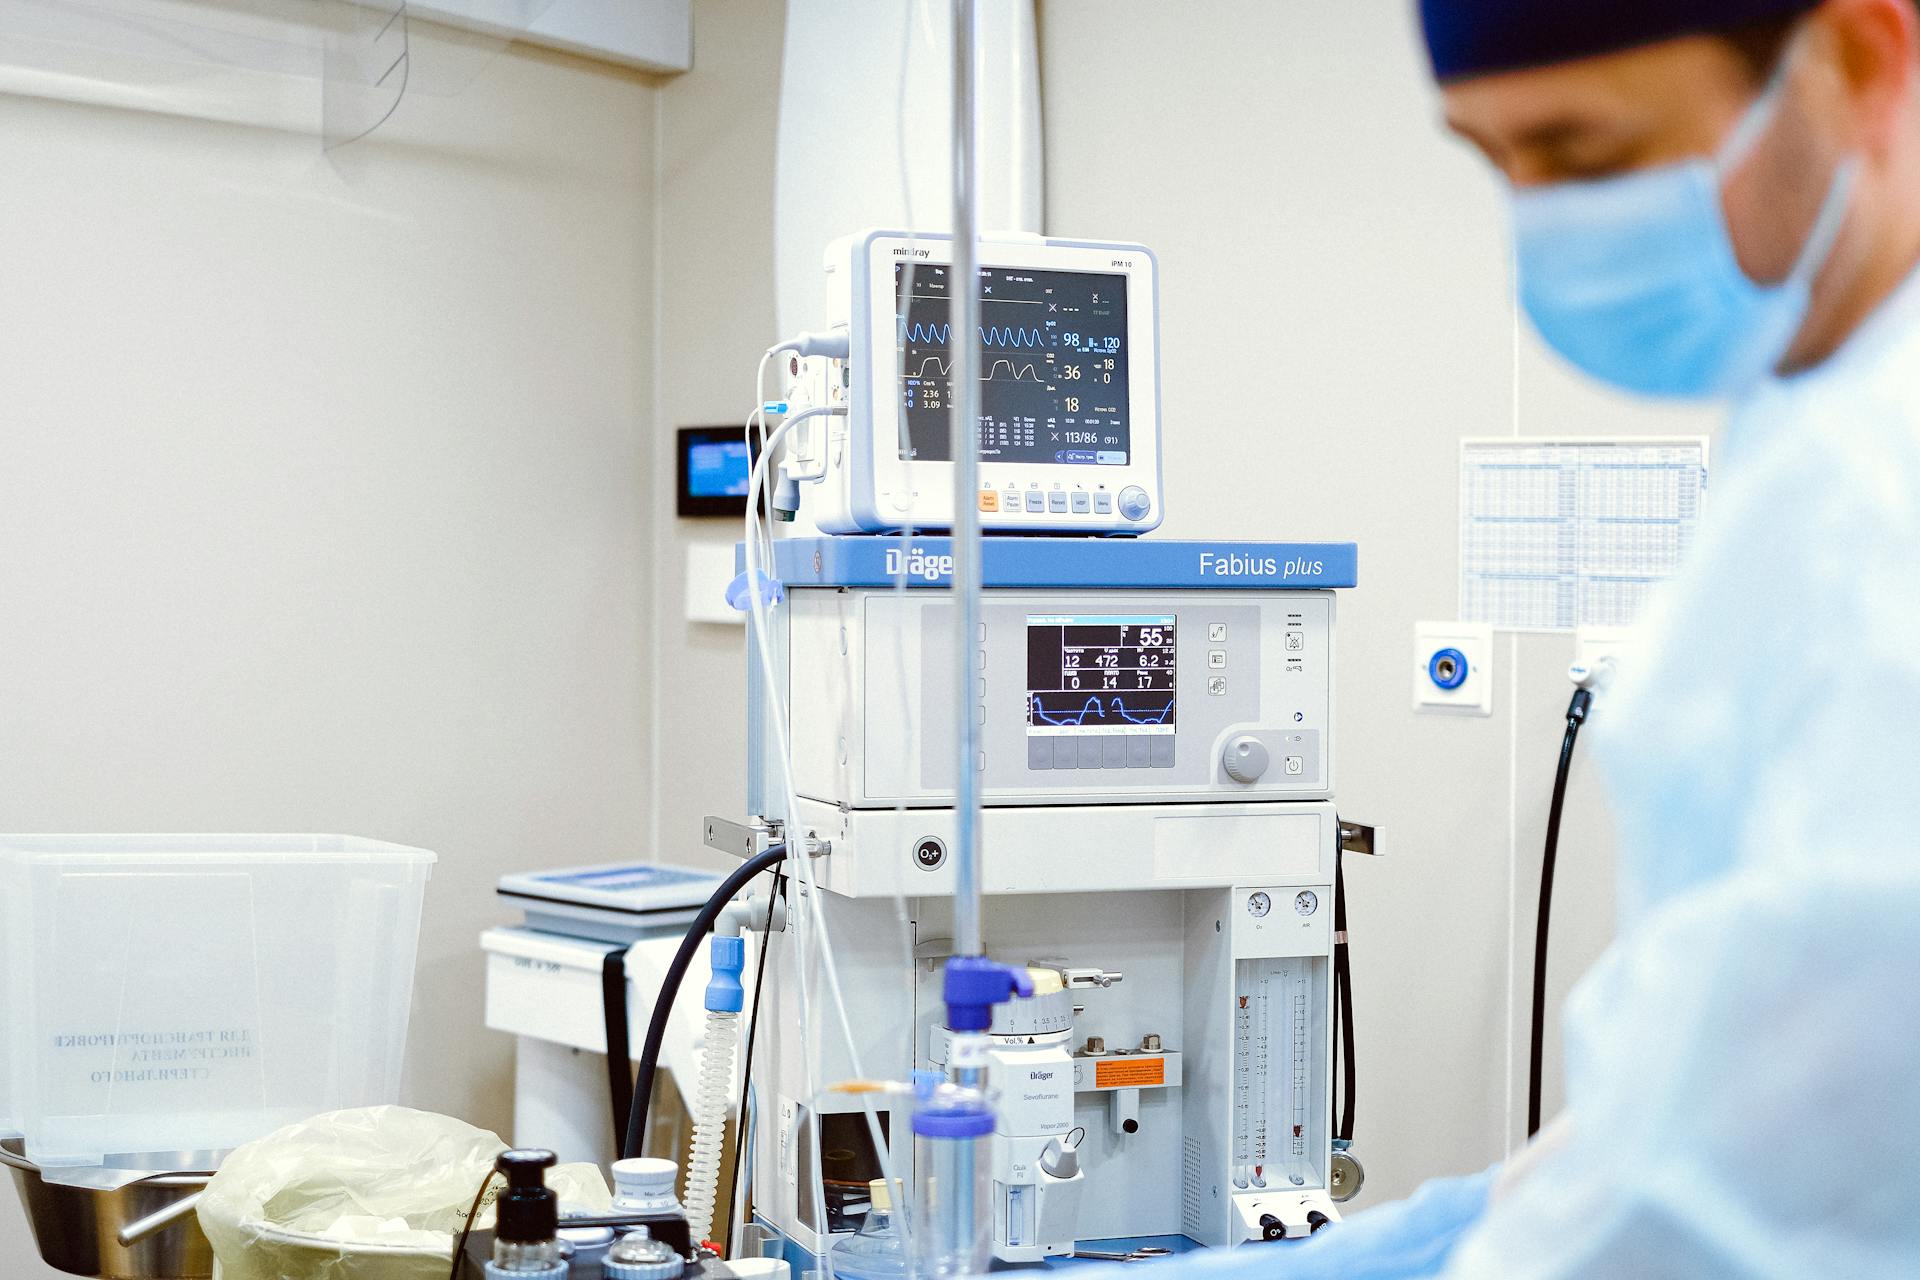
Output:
1029,693,1175,727
909,357,1043,381
898,321,1048,348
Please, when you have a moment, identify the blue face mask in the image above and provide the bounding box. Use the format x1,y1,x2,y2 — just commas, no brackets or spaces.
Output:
1512,55,1857,399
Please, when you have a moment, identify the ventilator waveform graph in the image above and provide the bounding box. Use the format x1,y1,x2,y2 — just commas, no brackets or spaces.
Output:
910,357,1043,382
1027,615,1177,733
899,321,1049,348
1029,693,1176,728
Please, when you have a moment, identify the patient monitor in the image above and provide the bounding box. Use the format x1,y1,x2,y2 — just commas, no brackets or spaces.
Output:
792,231,1164,535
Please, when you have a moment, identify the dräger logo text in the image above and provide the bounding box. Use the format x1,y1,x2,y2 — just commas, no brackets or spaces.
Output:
1199,551,1325,578
884,547,955,582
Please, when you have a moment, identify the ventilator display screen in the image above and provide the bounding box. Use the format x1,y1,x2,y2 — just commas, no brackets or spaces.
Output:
1026,615,1176,735
895,265,1130,466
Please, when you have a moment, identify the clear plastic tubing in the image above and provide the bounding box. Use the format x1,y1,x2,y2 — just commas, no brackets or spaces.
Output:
913,1071,994,1280
684,935,746,1241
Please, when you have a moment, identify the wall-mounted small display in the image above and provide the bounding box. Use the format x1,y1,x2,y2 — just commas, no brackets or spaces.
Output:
676,426,756,517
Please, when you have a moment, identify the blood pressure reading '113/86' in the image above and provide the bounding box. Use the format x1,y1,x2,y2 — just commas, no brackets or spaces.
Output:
1026,615,1176,735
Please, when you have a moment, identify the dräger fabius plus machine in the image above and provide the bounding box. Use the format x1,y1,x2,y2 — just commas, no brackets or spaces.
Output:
728,231,1364,1265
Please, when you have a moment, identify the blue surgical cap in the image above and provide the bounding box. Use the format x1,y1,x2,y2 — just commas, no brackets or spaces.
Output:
1419,0,1822,82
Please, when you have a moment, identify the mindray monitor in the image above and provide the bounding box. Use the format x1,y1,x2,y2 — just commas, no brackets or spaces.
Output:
801,231,1163,535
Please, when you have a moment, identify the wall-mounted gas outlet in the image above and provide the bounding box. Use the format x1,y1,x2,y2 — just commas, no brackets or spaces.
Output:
1414,621,1494,716
1570,625,1634,690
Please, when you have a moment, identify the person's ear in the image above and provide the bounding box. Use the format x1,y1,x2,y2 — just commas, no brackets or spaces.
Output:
1818,0,1920,155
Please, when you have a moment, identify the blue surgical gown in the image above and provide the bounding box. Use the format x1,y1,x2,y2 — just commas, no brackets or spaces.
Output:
1205,269,1920,1278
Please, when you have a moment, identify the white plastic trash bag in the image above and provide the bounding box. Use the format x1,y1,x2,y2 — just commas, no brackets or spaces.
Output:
198,1106,612,1279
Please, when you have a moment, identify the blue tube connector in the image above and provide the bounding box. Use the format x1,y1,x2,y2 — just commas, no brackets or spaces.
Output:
941,956,1033,1032
706,935,746,1013
725,570,784,613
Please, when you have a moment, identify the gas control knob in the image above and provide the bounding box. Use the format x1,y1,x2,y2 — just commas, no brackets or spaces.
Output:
1223,735,1269,784
1117,485,1152,522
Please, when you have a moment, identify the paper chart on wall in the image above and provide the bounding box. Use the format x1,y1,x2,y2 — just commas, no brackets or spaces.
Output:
1459,438,1709,632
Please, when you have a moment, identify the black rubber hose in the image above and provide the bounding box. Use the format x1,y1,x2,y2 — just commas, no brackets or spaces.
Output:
623,844,791,1160
1333,850,1356,1143
1528,689,1592,1140
722,866,785,1256
602,948,637,1153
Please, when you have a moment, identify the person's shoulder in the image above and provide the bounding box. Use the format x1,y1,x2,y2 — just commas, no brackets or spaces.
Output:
1739,315,1920,535
1705,338,1920,653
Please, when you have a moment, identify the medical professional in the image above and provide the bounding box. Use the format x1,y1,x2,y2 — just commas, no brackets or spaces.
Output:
1155,1,1920,1276
1428,1,1920,1273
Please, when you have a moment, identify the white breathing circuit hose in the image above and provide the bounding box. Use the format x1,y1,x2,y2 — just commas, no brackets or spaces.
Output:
684,1008,739,1240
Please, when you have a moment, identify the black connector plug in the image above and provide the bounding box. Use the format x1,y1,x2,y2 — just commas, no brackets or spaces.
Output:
494,1149,558,1244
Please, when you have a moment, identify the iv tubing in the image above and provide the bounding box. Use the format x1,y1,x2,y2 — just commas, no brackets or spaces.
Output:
740,390,910,1263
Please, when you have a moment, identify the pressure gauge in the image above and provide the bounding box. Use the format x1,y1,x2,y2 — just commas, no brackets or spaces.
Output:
1246,892,1272,918
1294,890,1319,917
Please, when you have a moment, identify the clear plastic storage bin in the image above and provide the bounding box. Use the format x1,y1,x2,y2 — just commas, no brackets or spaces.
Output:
0,835,435,1171
1,849,23,1138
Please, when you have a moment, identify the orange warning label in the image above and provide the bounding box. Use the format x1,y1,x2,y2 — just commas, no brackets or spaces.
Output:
1094,1056,1166,1089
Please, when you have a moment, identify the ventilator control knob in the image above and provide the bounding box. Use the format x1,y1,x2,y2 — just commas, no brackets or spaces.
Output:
1118,485,1152,522
1223,735,1268,784
611,1157,681,1214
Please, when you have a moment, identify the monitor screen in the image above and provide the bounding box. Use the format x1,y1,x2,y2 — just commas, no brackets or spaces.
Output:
895,264,1130,467
676,426,755,517
1026,614,1176,735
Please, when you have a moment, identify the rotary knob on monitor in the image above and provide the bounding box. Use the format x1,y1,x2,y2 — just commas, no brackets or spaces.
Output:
1223,735,1269,783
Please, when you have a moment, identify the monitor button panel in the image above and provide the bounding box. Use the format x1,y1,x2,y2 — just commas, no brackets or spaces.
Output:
981,482,1147,527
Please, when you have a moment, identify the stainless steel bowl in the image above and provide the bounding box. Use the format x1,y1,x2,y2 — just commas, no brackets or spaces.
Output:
2,1138,214,1279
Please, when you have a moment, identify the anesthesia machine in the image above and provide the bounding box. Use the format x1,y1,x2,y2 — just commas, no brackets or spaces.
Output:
701,229,1368,1267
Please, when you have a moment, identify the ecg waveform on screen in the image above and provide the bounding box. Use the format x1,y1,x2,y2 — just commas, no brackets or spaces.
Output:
898,321,1048,348
1029,693,1176,727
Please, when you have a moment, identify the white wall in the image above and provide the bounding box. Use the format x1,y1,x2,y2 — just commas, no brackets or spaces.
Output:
647,0,786,864
0,28,658,1275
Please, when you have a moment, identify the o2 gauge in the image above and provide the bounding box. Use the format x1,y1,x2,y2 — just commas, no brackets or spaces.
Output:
1246,892,1272,918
